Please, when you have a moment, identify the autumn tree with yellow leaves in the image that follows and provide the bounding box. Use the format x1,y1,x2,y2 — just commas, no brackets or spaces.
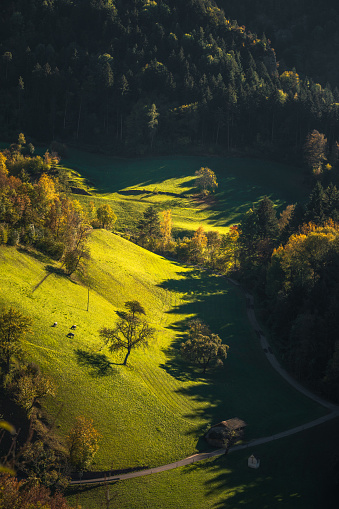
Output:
68,416,101,471
195,167,218,196
0,143,94,272
303,130,328,175
160,209,173,251
266,221,339,384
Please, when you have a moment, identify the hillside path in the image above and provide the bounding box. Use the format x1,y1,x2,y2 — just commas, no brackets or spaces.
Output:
70,411,339,485
69,275,339,485
227,277,339,413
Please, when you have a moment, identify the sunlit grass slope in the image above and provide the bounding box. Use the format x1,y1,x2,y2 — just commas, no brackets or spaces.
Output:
0,231,325,471
64,150,308,235
68,417,339,509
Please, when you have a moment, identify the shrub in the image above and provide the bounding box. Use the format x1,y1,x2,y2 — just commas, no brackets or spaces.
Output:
0,224,8,244
49,141,68,158
7,229,20,246
34,236,65,260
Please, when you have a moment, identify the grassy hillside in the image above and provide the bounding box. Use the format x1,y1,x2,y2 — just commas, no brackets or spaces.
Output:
0,148,333,509
68,417,339,509
0,230,325,472
63,151,308,235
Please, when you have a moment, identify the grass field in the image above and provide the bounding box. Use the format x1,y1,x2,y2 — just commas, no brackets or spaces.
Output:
0,150,331,508
67,417,339,509
62,150,309,235
0,230,326,473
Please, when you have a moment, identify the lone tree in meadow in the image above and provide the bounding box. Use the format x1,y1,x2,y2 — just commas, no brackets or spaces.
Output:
195,167,218,196
181,319,229,374
63,246,90,276
99,301,155,365
0,307,31,374
96,204,117,229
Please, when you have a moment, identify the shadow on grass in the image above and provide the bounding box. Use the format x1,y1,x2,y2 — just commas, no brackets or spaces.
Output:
158,268,227,299
159,336,197,383
157,267,241,444
67,464,151,490
160,319,233,446
45,264,67,276
183,420,339,509
75,349,117,377
117,189,184,197
179,456,274,509
18,246,51,263
65,484,104,498
178,177,197,189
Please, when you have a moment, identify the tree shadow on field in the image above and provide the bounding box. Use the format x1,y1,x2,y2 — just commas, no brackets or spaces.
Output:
157,268,239,440
158,268,227,298
180,456,275,509
178,177,197,189
75,349,117,377
45,264,67,276
159,326,197,383
18,246,51,263
32,264,67,292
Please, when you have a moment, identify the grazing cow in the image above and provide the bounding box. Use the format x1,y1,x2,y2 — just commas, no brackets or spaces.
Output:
67,332,74,338
52,322,57,327
70,325,76,330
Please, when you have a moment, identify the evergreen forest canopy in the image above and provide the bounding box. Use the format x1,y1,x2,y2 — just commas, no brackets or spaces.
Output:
218,0,339,88
1,0,339,160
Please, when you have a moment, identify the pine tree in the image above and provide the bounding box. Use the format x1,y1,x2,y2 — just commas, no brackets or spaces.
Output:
147,103,159,149
256,196,279,240
137,205,161,246
305,181,327,225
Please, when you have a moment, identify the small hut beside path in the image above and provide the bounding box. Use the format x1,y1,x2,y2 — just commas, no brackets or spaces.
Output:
205,418,246,448
248,454,260,469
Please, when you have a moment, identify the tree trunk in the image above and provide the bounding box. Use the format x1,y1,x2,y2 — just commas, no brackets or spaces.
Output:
6,352,10,374
216,123,220,145
76,98,82,140
227,118,230,151
63,95,68,130
123,348,131,365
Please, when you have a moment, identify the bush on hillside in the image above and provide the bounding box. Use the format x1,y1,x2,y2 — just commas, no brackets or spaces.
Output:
34,236,65,260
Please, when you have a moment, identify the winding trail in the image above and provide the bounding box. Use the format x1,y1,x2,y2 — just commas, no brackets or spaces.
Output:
228,277,339,413
70,276,339,485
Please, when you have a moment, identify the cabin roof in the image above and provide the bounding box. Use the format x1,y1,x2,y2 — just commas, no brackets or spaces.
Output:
210,418,246,431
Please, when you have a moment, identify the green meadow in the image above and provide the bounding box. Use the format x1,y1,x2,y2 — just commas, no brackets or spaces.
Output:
0,151,329,508
68,417,339,509
63,150,308,235
0,230,325,472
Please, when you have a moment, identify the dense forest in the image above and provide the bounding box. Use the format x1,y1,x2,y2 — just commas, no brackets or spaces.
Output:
1,0,339,160
238,188,339,402
218,0,339,88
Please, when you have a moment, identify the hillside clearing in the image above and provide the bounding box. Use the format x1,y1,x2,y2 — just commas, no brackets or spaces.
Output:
62,151,307,235
0,229,325,471
67,417,339,509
